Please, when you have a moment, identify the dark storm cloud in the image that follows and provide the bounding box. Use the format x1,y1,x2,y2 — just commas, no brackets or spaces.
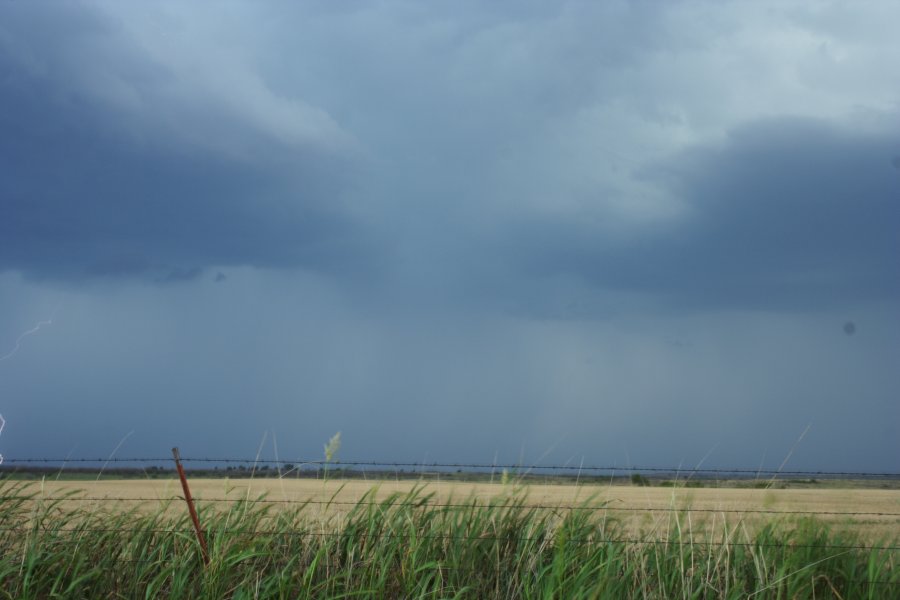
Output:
6,1,894,313
0,3,367,281
658,118,900,306
499,117,900,312
1,1,898,472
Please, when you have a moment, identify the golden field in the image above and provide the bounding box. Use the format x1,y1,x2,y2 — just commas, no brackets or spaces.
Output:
18,477,900,541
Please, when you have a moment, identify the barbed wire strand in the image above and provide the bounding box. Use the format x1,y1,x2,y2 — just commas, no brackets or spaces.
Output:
6,494,900,519
3,457,899,478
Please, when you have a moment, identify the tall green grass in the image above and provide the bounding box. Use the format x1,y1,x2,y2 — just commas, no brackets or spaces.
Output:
0,480,896,598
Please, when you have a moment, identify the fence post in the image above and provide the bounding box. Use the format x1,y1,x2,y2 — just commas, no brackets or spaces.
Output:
172,447,210,565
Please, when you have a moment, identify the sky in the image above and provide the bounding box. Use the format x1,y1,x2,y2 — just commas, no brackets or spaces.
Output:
1,0,898,471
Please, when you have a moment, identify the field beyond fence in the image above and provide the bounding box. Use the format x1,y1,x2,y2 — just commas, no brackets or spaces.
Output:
1,456,898,598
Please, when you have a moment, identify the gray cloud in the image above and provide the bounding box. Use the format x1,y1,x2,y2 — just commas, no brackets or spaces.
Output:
493,117,900,313
0,3,368,281
1,2,898,470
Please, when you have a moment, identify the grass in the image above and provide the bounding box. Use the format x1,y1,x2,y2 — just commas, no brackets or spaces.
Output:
1,479,897,598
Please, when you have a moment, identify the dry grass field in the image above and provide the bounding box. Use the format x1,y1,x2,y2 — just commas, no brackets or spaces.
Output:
21,477,900,541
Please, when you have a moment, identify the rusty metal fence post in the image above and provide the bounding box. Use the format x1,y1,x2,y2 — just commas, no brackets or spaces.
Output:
172,447,210,565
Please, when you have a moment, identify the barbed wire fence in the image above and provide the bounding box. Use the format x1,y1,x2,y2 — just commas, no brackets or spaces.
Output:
3,455,900,520
5,456,900,478
2,454,898,587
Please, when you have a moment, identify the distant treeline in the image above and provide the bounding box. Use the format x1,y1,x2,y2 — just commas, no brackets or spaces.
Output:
2,466,898,489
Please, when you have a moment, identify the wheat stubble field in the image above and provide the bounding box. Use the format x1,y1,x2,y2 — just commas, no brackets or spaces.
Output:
22,477,900,540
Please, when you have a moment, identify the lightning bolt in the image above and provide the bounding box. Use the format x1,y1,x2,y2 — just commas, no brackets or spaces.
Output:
0,305,61,465
0,305,60,362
